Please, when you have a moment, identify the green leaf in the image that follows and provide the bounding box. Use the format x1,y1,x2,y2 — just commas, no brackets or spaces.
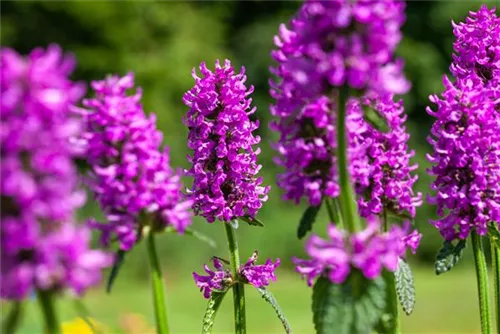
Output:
256,287,292,334
435,239,467,275
312,273,386,334
106,249,126,293
395,258,416,315
2,301,23,334
297,205,321,239
361,104,389,133
488,224,500,248
202,291,227,334
183,227,217,248
73,299,101,334
240,215,265,227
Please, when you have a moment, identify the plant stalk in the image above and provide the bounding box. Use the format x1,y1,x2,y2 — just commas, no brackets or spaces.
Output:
224,222,246,334
146,231,170,334
472,232,492,334
383,210,401,334
3,301,23,334
491,242,500,334
336,87,361,233
37,290,60,334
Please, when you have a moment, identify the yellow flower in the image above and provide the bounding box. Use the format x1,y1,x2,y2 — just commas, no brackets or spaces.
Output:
61,317,103,334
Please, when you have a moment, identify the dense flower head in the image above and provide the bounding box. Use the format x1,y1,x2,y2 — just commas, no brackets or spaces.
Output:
450,5,500,87
0,45,110,299
183,60,270,223
193,253,280,299
81,73,192,251
354,95,422,218
270,0,409,110
427,76,500,241
293,219,421,286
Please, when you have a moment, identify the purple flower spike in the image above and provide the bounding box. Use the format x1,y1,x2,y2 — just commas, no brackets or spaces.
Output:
183,60,270,223
240,252,280,288
81,73,192,251
1,45,111,300
193,258,232,299
294,218,420,285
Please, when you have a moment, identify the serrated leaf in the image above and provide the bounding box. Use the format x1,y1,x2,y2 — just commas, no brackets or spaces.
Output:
2,301,22,334
228,219,239,229
73,299,101,334
256,287,292,334
312,273,386,334
435,239,466,275
106,250,126,293
183,227,216,248
297,205,321,239
395,258,415,315
240,215,265,227
202,291,227,334
361,104,390,133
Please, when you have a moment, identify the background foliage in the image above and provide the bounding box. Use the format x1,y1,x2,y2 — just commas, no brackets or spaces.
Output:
2,1,498,332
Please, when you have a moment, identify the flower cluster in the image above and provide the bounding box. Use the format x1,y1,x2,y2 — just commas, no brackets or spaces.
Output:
450,5,500,87
183,60,270,223
81,73,192,251
427,76,500,240
293,219,421,286
353,96,422,218
193,254,280,299
427,6,500,241
0,45,111,300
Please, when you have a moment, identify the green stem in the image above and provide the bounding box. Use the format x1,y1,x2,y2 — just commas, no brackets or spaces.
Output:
37,290,60,334
471,232,492,334
336,87,361,233
325,197,343,229
383,210,401,334
3,302,23,334
224,223,246,334
146,231,170,334
491,242,500,334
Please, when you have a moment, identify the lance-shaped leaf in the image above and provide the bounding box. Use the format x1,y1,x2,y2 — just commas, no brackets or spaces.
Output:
240,215,265,227
256,287,292,334
2,301,22,334
435,239,467,275
361,104,390,133
394,258,415,315
165,226,217,248
202,291,228,334
312,274,386,334
107,249,126,293
297,204,321,239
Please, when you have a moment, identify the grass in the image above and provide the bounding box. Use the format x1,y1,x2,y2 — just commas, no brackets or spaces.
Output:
6,265,489,334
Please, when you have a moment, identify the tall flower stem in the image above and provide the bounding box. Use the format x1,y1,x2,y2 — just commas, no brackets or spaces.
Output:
471,232,492,334
37,290,60,334
336,87,361,233
383,210,401,334
491,242,500,334
146,230,170,334
224,222,246,334
3,302,22,334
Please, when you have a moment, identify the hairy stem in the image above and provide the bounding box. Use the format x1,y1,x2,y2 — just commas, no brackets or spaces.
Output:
383,210,401,334
491,242,500,334
224,222,246,334
146,231,170,334
336,87,361,233
472,232,492,334
37,290,60,334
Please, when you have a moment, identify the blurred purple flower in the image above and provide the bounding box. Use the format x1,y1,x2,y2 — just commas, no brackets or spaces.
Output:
0,45,111,300
80,73,192,251
183,60,270,223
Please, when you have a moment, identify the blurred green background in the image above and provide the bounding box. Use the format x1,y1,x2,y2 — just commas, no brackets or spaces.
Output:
2,1,499,333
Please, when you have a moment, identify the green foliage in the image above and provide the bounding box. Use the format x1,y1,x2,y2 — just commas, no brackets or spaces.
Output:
297,205,321,239
312,274,386,334
165,227,217,249
107,250,127,293
487,224,500,248
256,287,292,334
202,291,227,334
73,299,101,334
435,239,467,275
395,259,416,315
2,301,22,334
361,104,390,133
240,216,265,227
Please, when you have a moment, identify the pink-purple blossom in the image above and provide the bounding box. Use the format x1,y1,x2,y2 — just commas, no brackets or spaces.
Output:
80,73,192,251
293,219,421,286
0,45,111,300
239,252,280,288
183,60,270,223
193,258,232,299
